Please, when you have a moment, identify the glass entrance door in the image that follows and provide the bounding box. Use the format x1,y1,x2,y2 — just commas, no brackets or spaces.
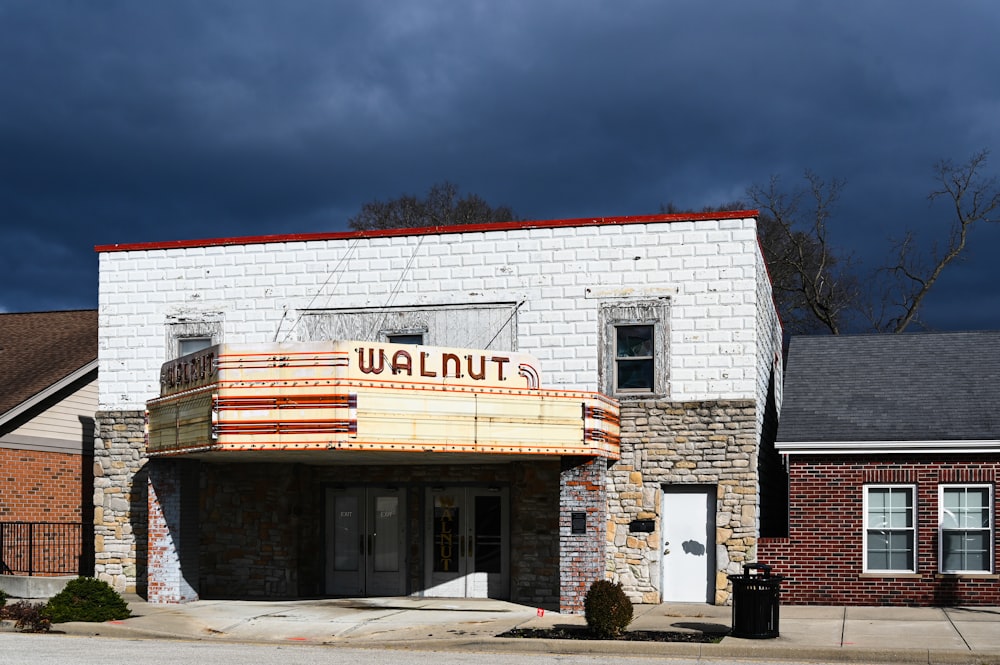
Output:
325,487,405,596
424,487,509,599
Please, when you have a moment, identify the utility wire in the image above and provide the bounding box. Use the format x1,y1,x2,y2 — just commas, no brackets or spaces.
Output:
367,234,427,340
278,236,361,342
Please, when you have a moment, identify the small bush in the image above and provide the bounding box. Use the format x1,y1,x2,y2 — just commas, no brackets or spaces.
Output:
584,579,634,638
44,577,131,623
0,588,7,609
1,601,51,633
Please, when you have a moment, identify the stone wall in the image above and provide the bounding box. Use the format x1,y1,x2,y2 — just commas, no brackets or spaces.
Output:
93,410,147,594
194,460,564,608
608,399,759,605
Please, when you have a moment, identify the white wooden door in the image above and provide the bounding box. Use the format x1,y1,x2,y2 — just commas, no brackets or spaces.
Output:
661,487,714,602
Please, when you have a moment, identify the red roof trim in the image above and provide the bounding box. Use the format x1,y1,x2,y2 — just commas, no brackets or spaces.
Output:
94,210,758,253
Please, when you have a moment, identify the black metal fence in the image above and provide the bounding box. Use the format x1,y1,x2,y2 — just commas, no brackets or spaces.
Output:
0,522,85,576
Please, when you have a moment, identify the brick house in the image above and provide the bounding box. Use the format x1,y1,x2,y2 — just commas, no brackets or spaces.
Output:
94,212,783,612
759,332,1000,605
0,310,97,581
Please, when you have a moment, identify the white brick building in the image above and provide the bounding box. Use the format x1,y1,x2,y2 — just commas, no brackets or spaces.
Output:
95,212,783,611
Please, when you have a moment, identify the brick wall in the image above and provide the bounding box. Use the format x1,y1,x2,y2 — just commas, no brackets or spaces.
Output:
559,456,608,613
98,218,766,411
96,216,783,606
759,455,1000,606
195,460,563,608
0,447,86,522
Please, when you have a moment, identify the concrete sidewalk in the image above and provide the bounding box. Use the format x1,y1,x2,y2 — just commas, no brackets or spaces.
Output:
43,595,1000,664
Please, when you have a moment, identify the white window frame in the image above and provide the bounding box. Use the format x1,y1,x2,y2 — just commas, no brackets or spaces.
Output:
863,485,917,574
939,484,994,574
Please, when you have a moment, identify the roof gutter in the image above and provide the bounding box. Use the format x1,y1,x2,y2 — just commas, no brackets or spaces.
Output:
776,439,1000,455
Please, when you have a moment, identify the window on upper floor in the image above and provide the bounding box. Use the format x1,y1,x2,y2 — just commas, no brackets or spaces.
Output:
167,319,222,359
614,325,654,392
178,336,213,356
386,332,425,345
599,300,669,397
940,485,993,574
864,485,916,573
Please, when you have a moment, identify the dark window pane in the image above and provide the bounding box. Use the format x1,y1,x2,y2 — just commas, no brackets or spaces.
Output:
616,325,653,357
474,496,502,574
617,359,653,391
388,333,423,345
333,495,359,571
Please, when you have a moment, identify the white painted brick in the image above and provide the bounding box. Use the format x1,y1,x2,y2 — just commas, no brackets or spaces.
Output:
98,217,780,407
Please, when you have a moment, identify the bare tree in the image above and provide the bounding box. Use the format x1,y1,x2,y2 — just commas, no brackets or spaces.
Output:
871,150,1000,332
748,173,861,335
348,181,518,231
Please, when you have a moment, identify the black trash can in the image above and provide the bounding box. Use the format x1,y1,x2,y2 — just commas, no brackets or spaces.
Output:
728,563,784,639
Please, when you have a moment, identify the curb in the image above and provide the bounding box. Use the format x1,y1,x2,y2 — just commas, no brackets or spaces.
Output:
46,622,1000,665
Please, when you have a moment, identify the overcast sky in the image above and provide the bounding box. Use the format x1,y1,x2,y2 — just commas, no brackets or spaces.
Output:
2,1,998,330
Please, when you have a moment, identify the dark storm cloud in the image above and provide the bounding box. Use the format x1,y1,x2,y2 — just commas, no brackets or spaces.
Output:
0,0,998,327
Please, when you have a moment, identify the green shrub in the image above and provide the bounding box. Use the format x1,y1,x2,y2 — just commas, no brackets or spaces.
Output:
44,577,131,623
1,600,51,632
583,579,634,638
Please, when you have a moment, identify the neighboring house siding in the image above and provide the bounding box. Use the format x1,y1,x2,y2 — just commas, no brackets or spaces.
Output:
759,456,1000,606
3,379,97,454
0,375,96,522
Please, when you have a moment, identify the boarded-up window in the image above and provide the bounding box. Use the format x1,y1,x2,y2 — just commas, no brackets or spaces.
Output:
300,303,518,351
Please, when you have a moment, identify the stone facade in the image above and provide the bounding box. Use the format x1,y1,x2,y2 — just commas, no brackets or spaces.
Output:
93,410,147,593
145,459,568,609
609,400,759,605
95,214,783,609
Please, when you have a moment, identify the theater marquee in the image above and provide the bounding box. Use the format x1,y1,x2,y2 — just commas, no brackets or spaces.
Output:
147,341,620,460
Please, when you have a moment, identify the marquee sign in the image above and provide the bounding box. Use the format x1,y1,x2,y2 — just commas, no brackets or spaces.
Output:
147,341,620,459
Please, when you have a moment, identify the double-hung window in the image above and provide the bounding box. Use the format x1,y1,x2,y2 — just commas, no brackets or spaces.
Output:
614,325,654,392
864,486,916,573
940,485,993,574
599,300,669,397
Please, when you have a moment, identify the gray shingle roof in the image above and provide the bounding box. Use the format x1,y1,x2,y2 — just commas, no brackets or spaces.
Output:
776,331,1000,444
